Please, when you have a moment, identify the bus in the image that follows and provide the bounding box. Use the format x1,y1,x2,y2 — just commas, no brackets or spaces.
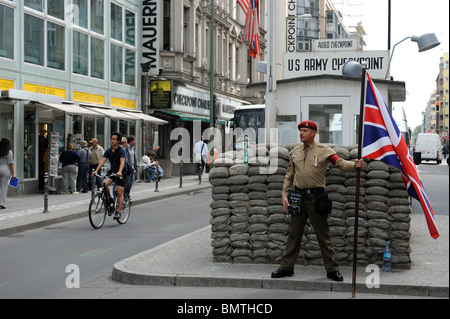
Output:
227,104,265,149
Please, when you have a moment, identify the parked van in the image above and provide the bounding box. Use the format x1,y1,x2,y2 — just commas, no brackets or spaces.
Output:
414,133,442,165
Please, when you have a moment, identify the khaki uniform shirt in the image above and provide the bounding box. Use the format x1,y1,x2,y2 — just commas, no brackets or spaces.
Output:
89,145,105,165
281,141,357,199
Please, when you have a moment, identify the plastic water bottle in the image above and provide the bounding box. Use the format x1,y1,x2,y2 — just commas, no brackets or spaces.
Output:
383,241,392,272
244,135,249,165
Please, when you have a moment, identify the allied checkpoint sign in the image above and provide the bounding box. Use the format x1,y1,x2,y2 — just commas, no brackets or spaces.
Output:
284,49,390,80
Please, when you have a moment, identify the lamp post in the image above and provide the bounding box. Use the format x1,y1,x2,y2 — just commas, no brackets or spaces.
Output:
385,33,440,79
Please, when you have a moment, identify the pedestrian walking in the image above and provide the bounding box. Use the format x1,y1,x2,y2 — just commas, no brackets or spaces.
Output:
89,138,104,190
0,137,16,209
271,121,365,282
442,144,447,160
125,136,138,197
194,137,208,180
59,143,80,194
77,140,92,193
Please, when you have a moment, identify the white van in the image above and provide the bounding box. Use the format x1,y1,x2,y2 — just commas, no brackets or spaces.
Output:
415,133,442,164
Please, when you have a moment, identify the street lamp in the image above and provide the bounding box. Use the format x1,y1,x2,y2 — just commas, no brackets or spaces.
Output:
385,33,440,79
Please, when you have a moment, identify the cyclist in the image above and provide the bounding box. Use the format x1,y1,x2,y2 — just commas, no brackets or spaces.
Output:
92,132,128,220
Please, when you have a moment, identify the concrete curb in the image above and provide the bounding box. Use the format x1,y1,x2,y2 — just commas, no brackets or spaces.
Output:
111,226,449,298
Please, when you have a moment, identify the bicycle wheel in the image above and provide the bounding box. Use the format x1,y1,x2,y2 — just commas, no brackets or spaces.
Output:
117,197,131,225
89,193,107,229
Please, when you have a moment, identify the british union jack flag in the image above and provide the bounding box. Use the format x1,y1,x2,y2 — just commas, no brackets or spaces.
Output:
362,73,439,239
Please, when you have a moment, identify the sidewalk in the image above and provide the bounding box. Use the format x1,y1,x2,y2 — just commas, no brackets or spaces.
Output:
1,173,448,298
0,174,211,237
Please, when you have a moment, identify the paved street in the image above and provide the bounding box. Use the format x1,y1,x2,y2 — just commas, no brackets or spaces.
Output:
0,163,448,300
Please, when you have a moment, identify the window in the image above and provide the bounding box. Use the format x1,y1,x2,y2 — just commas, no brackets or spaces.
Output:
48,0,64,20
0,4,14,60
310,105,343,144
91,36,104,79
24,14,44,66
110,3,136,86
47,21,65,70
25,0,43,12
73,0,88,28
91,0,104,34
73,30,88,75
111,44,123,83
24,3,66,70
111,3,122,40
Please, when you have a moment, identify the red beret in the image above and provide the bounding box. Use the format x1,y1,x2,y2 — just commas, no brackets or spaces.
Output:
298,120,318,131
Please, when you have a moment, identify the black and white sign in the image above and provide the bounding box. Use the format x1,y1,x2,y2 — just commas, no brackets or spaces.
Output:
142,0,160,75
284,51,389,79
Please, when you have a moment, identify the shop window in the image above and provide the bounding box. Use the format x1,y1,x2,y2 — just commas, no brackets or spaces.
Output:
119,119,128,137
0,4,14,60
84,117,96,145
24,105,36,179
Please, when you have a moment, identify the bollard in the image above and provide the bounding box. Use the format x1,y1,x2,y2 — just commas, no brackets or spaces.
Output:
43,172,49,214
91,169,95,199
155,170,159,192
179,160,183,188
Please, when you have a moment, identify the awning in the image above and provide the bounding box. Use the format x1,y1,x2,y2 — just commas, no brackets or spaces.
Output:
82,106,137,120
117,110,168,125
36,102,102,117
157,110,227,125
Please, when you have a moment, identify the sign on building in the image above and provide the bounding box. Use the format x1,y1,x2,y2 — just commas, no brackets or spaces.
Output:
283,50,389,80
142,0,161,76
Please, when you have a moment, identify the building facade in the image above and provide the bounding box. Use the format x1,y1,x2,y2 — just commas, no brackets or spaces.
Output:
0,0,165,195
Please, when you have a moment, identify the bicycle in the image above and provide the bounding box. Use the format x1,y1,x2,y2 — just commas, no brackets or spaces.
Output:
88,173,131,229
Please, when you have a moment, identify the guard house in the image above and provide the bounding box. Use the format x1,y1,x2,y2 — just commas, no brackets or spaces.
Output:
248,74,406,146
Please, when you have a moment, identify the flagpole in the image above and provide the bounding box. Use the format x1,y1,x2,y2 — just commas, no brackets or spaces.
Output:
352,63,367,299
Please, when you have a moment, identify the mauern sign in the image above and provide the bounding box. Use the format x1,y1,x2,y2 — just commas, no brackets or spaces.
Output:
142,0,160,75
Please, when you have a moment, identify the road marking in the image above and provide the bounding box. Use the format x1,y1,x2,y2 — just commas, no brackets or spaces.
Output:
80,247,116,257
0,282,8,288
159,223,189,231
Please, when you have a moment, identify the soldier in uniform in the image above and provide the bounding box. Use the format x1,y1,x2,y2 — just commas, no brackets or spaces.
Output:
271,120,365,282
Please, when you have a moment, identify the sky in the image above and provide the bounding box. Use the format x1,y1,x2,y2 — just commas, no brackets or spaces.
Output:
335,0,450,129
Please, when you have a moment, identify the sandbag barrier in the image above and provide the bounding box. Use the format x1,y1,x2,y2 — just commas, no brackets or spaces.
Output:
209,144,411,269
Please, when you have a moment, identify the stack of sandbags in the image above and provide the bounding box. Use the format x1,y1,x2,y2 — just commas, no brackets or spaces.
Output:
209,144,412,269
387,166,412,268
364,160,392,264
209,166,231,262
341,145,368,265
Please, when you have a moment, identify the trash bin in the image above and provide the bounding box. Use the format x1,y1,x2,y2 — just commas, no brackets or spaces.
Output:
414,152,422,165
